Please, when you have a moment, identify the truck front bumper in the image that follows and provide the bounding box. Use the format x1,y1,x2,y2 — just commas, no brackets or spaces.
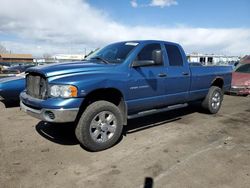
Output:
20,101,79,123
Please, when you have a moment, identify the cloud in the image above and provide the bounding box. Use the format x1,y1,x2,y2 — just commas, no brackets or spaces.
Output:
1,41,93,57
149,0,178,8
130,0,138,8
0,0,249,56
131,0,178,8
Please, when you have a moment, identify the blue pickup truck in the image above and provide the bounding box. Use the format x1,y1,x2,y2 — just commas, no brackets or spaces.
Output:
20,40,232,151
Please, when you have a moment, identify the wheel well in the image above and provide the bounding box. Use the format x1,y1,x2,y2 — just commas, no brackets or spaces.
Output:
77,88,127,125
211,78,224,89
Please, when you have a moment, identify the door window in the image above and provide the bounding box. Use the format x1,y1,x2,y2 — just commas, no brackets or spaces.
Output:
137,43,162,65
165,44,183,66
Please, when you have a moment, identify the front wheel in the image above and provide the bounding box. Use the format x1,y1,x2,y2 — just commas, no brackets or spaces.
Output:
201,86,223,114
75,101,124,151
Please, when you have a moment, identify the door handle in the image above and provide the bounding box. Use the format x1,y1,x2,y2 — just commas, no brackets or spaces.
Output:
182,72,189,76
158,73,167,77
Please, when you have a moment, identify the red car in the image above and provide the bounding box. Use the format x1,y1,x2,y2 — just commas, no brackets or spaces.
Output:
230,62,250,96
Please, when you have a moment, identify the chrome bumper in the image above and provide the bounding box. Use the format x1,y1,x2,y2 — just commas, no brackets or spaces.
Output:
20,101,79,123
229,86,250,95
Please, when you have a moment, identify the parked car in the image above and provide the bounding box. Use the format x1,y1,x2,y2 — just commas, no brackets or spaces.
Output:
0,62,27,69
20,40,232,151
0,65,35,79
0,62,12,67
0,62,11,72
0,74,25,101
230,62,250,96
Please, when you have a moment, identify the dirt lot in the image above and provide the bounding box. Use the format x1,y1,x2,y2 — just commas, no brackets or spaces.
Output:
0,95,250,188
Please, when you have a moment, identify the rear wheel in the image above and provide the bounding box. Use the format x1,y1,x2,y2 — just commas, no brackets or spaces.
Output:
202,86,223,114
75,101,123,151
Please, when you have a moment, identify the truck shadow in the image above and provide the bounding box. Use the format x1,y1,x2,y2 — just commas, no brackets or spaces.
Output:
35,122,78,145
35,102,203,147
0,100,20,108
124,102,202,135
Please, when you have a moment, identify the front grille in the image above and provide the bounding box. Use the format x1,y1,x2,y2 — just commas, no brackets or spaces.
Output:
26,73,47,99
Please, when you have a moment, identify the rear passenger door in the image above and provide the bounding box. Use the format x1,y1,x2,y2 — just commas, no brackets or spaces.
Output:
163,43,191,105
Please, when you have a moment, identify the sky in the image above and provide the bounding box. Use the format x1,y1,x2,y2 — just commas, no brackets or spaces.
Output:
0,0,249,56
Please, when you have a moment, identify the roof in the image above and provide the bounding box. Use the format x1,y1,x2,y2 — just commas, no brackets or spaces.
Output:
112,40,180,46
0,53,33,59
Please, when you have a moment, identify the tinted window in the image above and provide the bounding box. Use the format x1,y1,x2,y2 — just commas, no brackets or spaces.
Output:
235,63,250,73
165,44,183,66
137,43,162,65
200,57,205,62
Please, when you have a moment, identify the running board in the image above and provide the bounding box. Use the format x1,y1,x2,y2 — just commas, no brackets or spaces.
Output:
127,103,188,119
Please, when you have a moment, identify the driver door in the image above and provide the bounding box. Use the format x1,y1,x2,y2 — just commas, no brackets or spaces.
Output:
126,43,166,114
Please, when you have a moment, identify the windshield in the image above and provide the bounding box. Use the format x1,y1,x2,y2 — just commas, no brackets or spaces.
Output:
235,63,250,73
86,42,138,64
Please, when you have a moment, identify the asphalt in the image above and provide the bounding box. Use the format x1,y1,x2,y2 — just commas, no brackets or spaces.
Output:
0,95,250,188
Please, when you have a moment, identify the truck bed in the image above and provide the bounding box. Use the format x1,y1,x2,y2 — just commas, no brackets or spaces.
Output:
188,66,232,101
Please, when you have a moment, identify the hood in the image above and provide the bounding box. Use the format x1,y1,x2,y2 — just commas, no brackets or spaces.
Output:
232,72,250,86
26,61,117,77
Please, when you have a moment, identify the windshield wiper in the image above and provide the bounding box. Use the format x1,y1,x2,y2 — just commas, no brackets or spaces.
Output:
90,56,110,64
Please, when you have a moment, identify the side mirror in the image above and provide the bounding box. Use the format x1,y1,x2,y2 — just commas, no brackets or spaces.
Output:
132,60,155,68
152,50,162,65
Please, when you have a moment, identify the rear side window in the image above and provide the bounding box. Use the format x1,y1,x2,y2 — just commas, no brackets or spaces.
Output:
165,44,183,66
137,43,162,65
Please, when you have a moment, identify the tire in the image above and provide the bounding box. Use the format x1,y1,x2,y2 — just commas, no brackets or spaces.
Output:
75,100,124,151
201,86,223,114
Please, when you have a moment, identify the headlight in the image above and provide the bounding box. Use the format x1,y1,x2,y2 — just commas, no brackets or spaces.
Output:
49,85,78,98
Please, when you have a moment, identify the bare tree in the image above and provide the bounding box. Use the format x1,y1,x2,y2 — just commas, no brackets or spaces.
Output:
43,53,52,60
0,44,9,54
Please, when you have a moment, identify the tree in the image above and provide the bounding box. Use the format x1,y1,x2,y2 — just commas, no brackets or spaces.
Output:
0,44,9,54
43,53,52,59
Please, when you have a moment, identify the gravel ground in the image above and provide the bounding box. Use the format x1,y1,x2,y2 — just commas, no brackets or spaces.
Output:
0,95,250,188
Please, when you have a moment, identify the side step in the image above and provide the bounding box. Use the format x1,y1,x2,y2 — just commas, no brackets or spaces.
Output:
127,103,188,119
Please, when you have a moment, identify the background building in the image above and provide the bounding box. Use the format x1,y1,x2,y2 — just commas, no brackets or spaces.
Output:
0,53,33,64
52,54,85,62
187,53,240,66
